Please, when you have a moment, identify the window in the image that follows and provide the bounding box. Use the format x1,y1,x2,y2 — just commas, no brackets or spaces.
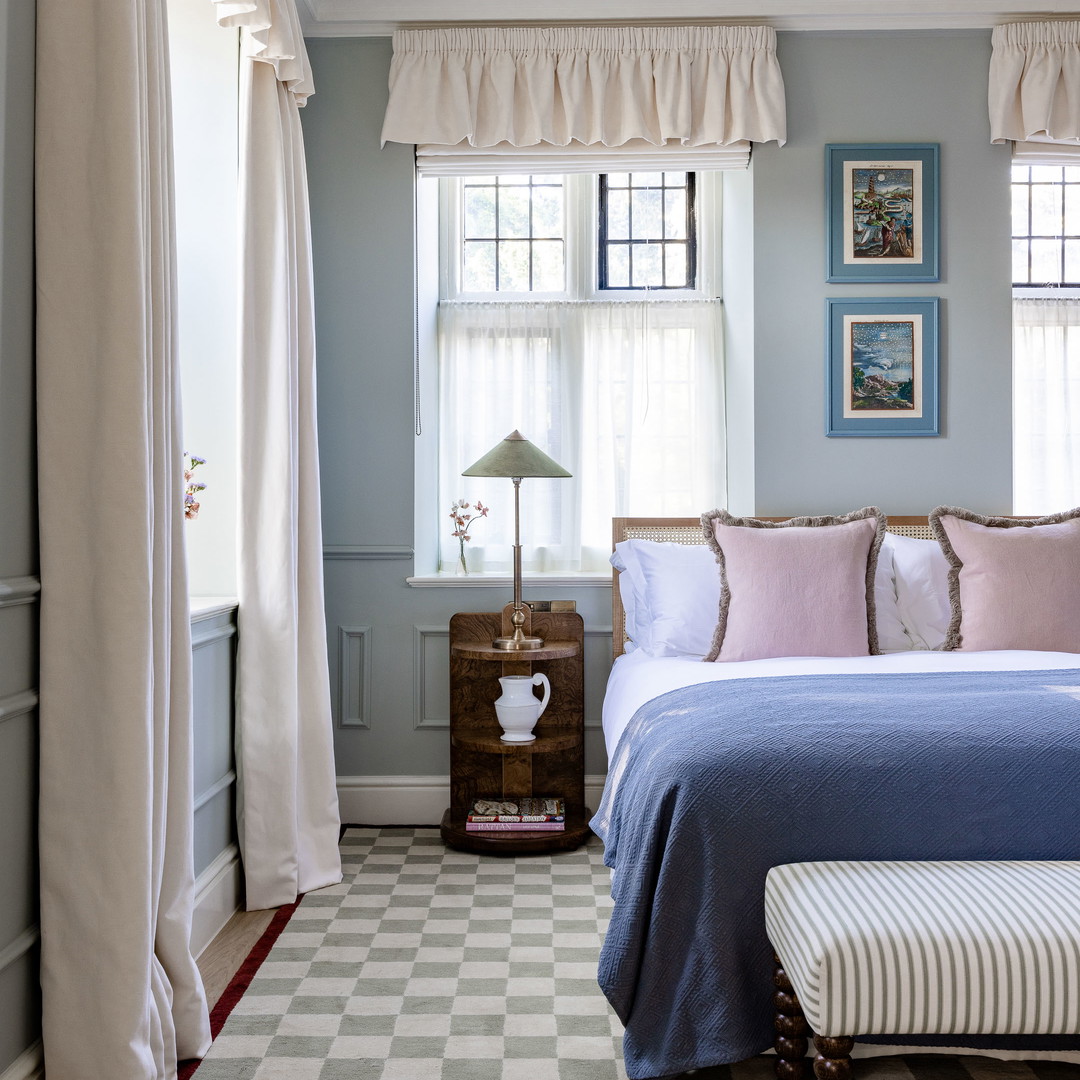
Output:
1012,165,1080,287
1011,164,1080,514
435,171,724,575
599,172,696,289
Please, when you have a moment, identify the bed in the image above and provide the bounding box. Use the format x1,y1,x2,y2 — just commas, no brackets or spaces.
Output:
591,511,1080,1080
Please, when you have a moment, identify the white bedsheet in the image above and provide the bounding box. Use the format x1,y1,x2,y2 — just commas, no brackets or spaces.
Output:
603,648,1080,761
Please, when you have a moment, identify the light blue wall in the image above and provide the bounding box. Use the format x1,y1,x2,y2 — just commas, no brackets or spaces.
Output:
0,0,40,1072
303,28,1014,785
754,30,1012,516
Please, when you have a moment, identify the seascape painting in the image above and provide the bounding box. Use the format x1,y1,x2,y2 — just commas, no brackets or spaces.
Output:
844,314,921,418
842,159,922,266
827,297,938,436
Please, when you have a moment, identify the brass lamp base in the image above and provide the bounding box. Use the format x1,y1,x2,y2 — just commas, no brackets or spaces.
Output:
492,604,545,651
492,632,545,651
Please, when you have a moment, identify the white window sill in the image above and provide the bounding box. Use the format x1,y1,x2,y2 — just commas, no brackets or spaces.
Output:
190,596,239,619
407,573,612,588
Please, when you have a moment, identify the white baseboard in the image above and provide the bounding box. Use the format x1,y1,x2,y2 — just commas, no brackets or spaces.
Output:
0,1041,43,1080
336,775,608,826
191,843,242,958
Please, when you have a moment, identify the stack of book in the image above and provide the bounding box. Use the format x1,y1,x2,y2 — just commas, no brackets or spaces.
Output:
465,796,565,832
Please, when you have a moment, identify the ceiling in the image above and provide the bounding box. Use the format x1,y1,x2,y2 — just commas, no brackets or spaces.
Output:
296,0,1080,38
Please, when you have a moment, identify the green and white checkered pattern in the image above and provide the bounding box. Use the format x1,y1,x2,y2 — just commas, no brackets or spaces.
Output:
191,827,627,1080
190,827,1080,1080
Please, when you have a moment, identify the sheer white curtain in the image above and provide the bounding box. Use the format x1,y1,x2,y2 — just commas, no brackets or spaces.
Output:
438,300,724,573
212,0,342,910
1014,297,1080,513
35,0,211,1074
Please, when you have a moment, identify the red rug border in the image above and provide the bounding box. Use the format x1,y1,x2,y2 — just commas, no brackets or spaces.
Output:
177,894,303,1080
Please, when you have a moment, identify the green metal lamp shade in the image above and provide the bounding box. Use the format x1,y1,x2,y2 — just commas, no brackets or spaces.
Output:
461,431,570,650
462,430,572,479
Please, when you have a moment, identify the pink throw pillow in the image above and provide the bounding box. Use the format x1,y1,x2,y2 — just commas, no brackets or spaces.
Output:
930,506,1080,652
701,508,886,663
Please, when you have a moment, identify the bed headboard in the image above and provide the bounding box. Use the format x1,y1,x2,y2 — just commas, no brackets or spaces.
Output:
610,515,934,661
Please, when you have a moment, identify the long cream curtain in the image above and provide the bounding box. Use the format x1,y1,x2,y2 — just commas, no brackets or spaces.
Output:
212,0,342,910
36,0,211,1075
989,20,1080,147
382,24,786,171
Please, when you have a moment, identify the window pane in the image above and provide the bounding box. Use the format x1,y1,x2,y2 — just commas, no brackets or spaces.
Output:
463,240,496,291
498,185,532,239
464,185,496,237
498,240,532,291
1012,238,1031,284
532,185,563,238
1066,184,1080,236
532,240,565,291
1011,183,1030,235
632,171,663,188
664,243,688,287
632,242,663,287
1030,238,1062,284
1031,166,1063,183
1031,184,1063,235
663,171,687,186
632,188,663,238
607,244,629,287
1012,164,1032,183
1065,239,1080,283
665,190,687,239
608,189,630,240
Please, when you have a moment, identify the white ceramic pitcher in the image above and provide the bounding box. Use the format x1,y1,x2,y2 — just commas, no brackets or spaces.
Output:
494,673,550,743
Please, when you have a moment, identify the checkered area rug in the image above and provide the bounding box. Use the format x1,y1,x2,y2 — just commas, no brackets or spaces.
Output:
189,827,1080,1080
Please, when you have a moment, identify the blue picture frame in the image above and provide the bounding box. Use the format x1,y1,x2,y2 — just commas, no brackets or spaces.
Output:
825,143,939,283
826,297,940,437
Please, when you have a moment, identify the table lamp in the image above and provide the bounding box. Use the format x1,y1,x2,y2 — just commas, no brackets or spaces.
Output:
462,430,571,650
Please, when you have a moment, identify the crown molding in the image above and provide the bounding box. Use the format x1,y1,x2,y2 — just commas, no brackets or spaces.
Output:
299,0,1079,38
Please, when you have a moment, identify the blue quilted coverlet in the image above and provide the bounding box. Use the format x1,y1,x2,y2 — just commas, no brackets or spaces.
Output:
591,669,1080,1079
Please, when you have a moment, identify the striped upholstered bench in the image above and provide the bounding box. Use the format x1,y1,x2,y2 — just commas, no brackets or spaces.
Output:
764,860,1080,1080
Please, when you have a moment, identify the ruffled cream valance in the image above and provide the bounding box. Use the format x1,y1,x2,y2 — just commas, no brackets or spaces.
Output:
381,25,786,173
212,0,314,103
989,20,1080,152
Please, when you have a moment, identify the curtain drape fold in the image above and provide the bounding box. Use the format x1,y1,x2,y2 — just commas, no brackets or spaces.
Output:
989,20,1080,146
36,0,211,1075
382,24,786,171
212,0,342,911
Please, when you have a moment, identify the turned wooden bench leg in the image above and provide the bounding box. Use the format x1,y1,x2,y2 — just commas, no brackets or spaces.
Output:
813,1034,855,1080
773,955,809,1080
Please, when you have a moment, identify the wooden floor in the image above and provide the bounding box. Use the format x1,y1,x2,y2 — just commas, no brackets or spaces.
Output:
197,906,277,1008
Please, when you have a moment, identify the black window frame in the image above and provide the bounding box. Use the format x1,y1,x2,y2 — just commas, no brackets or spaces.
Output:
597,172,698,291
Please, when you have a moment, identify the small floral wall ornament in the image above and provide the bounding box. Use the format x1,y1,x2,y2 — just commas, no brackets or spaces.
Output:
184,453,206,520
449,499,488,574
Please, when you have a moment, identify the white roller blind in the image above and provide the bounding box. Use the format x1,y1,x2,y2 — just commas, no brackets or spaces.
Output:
383,24,785,175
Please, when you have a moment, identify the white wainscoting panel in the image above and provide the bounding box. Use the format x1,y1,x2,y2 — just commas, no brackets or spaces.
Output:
191,843,243,959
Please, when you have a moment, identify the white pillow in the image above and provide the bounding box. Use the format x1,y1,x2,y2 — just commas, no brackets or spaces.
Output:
884,532,951,650
611,540,651,653
873,540,915,653
614,535,912,657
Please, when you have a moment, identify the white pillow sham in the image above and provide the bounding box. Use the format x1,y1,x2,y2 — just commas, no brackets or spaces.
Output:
613,535,915,658
883,532,951,650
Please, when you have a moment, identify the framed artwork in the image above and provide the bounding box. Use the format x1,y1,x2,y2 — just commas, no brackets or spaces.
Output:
825,143,939,283
826,297,940,437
